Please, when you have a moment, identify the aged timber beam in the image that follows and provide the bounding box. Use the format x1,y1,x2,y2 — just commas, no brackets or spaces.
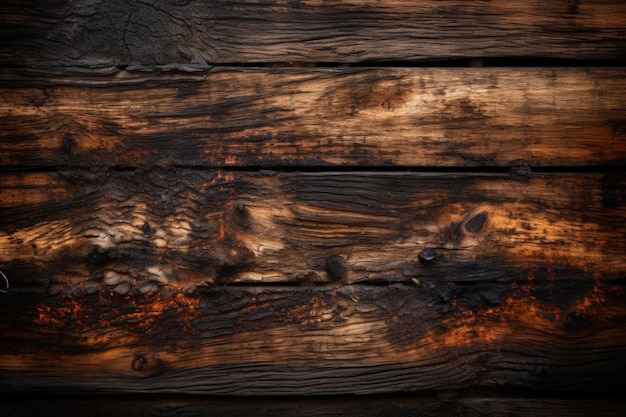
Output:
1,0,626,69
1,283,625,395
1,170,624,288
1,68,625,168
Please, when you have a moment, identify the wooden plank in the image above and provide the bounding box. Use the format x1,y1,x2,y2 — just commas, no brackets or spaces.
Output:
1,170,624,288
1,283,625,395
1,0,626,69
1,68,626,168
2,396,626,417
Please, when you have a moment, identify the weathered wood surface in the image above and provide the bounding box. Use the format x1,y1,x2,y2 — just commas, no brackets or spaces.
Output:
2,68,626,168
3,396,626,417
1,170,625,289
1,0,626,70
1,282,625,395
1,0,624,411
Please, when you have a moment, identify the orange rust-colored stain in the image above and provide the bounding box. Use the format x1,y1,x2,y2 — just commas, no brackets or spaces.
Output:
31,280,624,361
242,293,279,311
201,168,235,190
434,283,618,350
217,221,225,240
279,294,336,324
37,298,85,326
216,168,235,182
224,155,240,165
35,290,201,341
437,308,498,348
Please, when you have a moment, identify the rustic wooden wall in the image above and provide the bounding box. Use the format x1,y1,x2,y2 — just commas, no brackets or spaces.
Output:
1,1,625,416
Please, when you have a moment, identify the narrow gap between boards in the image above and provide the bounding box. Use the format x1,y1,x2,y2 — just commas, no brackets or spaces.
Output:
3,56,626,78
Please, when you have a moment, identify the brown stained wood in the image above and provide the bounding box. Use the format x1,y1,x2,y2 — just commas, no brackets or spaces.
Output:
0,283,625,395
1,0,626,69
1,170,625,290
2,396,626,417
1,68,626,168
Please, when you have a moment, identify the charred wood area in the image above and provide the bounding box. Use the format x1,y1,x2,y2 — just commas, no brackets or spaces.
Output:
1,1,626,416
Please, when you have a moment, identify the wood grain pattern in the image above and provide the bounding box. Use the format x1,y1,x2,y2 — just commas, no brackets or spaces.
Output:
1,283,625,395
2,0,625,410
1,0,626,69
1,68,626,168
1,170,624,290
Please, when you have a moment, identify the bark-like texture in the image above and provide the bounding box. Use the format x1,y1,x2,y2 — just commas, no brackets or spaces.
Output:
1,283,625,395
1,170,624,290
1,169,624,398
1,68,625,168
1,0,626,69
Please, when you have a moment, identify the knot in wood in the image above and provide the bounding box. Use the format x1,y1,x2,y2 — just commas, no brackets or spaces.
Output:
463,211,487,234
62,133,76,154
418,247,436,262
142,221,153,236
325,255,348,281
132,353,147,371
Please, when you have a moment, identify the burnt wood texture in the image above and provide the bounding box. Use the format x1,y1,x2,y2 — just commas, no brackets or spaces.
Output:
1,170,625,287
2,282,625,395
1,0,626,69
1,0,626,416
1,68,626,168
